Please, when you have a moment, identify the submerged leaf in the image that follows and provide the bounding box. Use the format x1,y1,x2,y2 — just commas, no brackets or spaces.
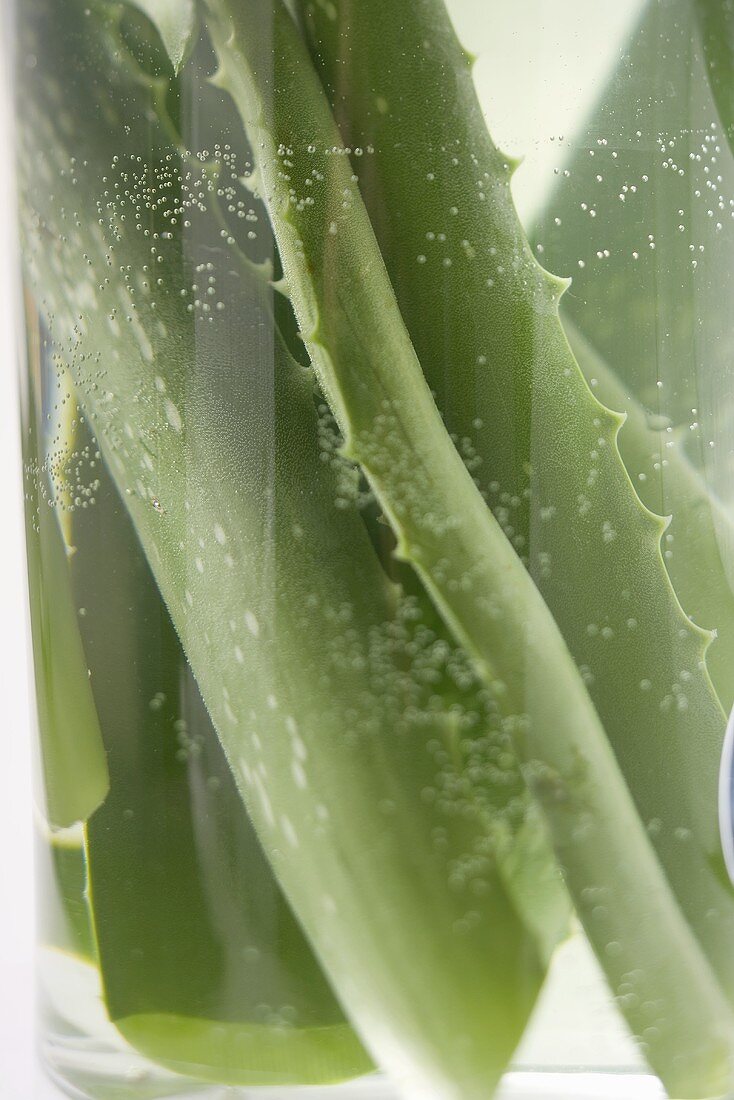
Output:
204,0,734,1092
566,316,734,709
296,0,734,1056
36,828,96,963
22,300,109,829
124,0,197,73
18,3,370,1084
527,0,734,1009
696,0,734,154
18,1,545,1094
76,448,366,1085
535,0,734,716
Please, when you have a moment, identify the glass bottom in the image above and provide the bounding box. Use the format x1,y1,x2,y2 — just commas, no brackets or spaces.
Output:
41,1060,665,1100
40,933,666,1100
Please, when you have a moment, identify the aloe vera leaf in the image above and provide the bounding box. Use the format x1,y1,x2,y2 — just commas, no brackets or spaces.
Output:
309,382,571,966
696,0,734,154
126,0,198,74
250,188,573,969
17,3,547,1096
23,305,101,965
529,2,734,1001
532,0,734,713
566,317,734,712
29,289,366,1087
17,6,370,1087
537,0,734,435
140,0,569,973
74,442,366,1086
18,7,373,1084
21,304,109,830
202,1,734,1091
197,0,572,965
36,827,96,963
295,0,734,1021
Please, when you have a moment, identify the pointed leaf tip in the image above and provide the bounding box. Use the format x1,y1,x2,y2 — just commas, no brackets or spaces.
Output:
125,0,197,74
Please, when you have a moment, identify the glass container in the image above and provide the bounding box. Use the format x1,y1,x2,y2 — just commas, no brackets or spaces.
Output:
10,1,734,1098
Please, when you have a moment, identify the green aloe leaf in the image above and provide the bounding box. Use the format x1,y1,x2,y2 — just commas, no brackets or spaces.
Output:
535,0,734,438
534,0,734,715
566,316,734,708
696,0,734,154
36,827,96,963
201,0,734,1092
23,177,365,1081
75,438,367,1086
17,3,373,1086
18,1,548,1095
295,0,734,1037
126,0,197,73
21,302,109,830
526,0,734,1014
